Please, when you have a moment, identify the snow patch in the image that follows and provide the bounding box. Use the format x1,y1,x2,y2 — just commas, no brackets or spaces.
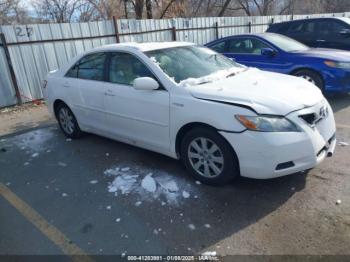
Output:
13,129,54,153
31,153,39,158
141,174,157,193
105,165,198,205
108,173,139,195
58,162,67,167
179,67,246,87
188,224,196,230
89,180,98,184
182,191,190,199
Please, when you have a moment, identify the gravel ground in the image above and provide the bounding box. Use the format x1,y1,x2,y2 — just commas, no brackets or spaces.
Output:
0,97,349,259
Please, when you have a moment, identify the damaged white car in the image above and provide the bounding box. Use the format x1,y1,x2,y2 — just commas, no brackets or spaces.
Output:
43,42,336,185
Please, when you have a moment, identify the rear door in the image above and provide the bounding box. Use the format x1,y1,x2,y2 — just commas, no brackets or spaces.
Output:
286,20,318,47
316,19,350,50
64,52,108,132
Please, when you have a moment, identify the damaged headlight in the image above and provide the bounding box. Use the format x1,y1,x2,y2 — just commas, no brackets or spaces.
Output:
235,115,301,132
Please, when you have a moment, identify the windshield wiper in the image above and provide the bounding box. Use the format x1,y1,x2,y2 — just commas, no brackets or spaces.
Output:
226,72,236,78
198,80,212,85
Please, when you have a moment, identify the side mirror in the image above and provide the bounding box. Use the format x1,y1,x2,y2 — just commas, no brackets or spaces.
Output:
340,29,350,37
133,77,159,90
261,48,276,57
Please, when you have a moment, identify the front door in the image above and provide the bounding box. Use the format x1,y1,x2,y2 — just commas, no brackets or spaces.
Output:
104,52,170,152
223,37,287,73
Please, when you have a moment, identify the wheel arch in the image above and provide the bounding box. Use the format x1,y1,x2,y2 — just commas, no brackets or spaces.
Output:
290,67,324,80
175,122,217,157
175,122,240,163
53,99,68,120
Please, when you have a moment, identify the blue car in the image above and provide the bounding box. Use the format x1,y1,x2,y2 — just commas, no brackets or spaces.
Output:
205,33,350,94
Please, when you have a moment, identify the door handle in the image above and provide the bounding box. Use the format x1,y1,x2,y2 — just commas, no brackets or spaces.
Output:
63,82,70,88
316,39,325,42
104,92,116,97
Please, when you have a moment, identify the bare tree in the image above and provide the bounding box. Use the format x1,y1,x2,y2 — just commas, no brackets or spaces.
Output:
0,0,29,24
32,0,81,23
145,0,152,18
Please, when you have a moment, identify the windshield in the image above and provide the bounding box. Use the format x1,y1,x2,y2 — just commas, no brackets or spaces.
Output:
263,33,309,52
145,46,243,85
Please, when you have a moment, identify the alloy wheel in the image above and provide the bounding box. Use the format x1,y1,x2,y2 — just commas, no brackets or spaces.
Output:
187,137,224,178
58,107,75,135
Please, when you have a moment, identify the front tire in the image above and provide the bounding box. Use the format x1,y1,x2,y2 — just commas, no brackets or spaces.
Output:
180,127,239,186
56,103,82,139
293,69,324,90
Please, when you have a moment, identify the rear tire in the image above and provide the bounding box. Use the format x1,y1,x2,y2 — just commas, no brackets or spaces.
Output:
56,103,82,139
180,127,239,186
293,69,324,90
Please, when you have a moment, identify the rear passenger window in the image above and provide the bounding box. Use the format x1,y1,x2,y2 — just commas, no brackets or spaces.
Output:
66,53,107,81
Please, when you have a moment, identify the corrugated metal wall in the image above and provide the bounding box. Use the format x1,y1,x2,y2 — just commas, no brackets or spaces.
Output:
0,12,349,108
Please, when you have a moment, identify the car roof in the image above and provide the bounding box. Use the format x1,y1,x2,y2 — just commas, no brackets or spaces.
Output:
270,17,347,25
86,41,195,53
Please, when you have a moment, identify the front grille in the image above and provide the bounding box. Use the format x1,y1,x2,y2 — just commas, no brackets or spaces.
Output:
316,133,336,157
299,113,316,125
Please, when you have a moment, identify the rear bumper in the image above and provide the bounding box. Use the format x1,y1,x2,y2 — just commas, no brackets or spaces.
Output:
220,100,336,179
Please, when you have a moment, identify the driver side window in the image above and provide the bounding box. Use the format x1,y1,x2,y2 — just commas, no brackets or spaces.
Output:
108,52,155,86
227,38,270,54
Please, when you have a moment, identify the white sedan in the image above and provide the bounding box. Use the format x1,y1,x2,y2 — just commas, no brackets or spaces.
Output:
43,42,336,185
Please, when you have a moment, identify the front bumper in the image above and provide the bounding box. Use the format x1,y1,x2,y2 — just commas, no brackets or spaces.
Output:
220,100,336,179
323,68,350,93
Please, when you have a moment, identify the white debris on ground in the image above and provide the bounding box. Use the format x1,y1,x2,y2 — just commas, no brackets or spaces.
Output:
66,138,72,142
24,162,30,166
141,173,157,193
31,153,39,158
204,224,211,228
195,181,201,185
182,191,190,198
106,205,111,210
62,193,68,197
58,162,67,167
115,218,121,222
188,224,196,230
336,199,342,205
338,141,349,147
105,165,199,205
13,129,54,153
89,180,98,184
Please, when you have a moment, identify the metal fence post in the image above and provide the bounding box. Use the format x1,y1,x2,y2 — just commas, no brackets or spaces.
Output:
248,21,252,33
214,22,219,40
0,33,22,105
171,26,177,41
112,16,120,43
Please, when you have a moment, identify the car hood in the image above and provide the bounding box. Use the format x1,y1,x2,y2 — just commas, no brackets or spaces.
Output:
294,48,350,62
188,68,324,115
